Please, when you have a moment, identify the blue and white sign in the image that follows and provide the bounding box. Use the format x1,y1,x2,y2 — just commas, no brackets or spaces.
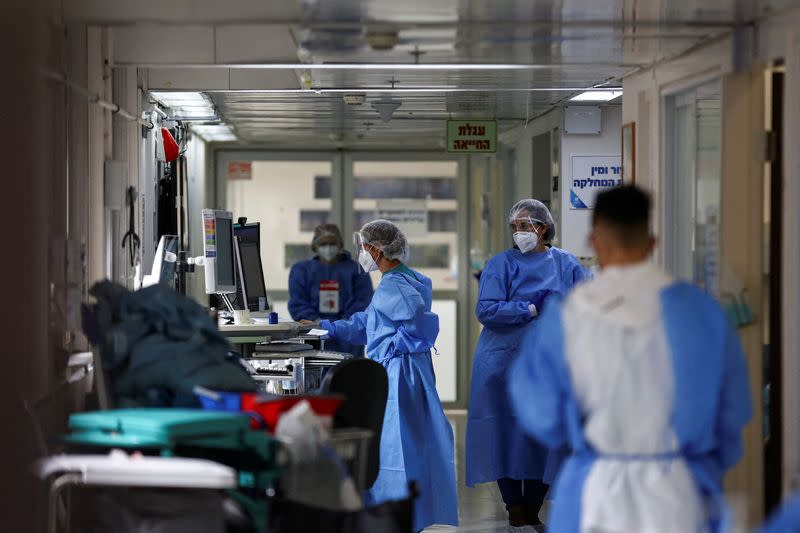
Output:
570,155,622,209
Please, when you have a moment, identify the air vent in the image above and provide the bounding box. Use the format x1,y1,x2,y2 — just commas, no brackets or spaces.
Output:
446,92,493,113
343,94,366,105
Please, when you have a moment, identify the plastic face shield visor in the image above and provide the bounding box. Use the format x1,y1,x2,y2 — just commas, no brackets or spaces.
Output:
353,232,375,273
509,216,545,234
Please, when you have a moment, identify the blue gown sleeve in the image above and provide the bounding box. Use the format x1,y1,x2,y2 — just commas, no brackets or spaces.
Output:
569,259,589,285
345,269,374,318
759,491,800,533
475,259,533,327
288,262,318,321
712,324,753,472
320,312,368,346
508,303,569,449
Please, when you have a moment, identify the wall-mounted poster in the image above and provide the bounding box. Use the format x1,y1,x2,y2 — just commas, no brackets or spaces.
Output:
621,122,636,183
570,156,622,209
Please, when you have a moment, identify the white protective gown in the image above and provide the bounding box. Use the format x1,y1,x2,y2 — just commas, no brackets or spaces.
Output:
509,261,752,533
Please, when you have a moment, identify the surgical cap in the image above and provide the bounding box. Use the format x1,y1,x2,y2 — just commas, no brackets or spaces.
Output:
360,219,408,261
311,223,343,251
508,199,556,241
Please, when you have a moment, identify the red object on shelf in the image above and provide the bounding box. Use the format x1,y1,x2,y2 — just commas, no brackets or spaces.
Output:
161,128,179,162
242,395,344,432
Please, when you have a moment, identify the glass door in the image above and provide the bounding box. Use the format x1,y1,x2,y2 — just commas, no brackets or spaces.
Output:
219,151,464,405
219,153,341,316
347,156,460,403
665,81,722,292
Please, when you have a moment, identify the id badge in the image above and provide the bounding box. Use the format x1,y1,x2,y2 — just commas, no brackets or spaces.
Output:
319,280,340,314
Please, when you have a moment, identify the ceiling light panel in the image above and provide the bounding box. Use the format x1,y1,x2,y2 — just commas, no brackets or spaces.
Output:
569,90,623,102
190,123,236,142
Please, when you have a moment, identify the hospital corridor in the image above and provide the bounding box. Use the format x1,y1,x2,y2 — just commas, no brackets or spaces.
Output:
4,1,800,532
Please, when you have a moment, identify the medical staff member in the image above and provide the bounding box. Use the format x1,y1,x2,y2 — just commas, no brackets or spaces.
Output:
288,224,373,356
320,220,458,532
466,199,586,533
509,185,752,533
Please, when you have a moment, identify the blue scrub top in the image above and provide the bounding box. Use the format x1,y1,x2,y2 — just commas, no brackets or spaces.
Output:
288,251,373,355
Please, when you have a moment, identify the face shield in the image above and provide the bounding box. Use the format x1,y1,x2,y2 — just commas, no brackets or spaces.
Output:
353,231,379,273
509,216,546,235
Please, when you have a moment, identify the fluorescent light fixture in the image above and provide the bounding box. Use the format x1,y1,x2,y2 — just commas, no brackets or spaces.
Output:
172,107,216,119
149,91,219,121
570,90,622,102
150,91,210,104
190,124,237,142
207,87,613,95
135,62,641,70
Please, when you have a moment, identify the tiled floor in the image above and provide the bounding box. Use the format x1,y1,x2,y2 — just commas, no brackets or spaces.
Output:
425,412,550,533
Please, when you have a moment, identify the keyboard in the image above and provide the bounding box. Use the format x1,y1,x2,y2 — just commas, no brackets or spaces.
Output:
254,343,313,353
307,351,349,361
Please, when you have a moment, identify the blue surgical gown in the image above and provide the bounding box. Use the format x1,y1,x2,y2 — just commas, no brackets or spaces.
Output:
320,265,458,531
760,491,800,533
508,282,752,532
466,246,587,486
288,252,373,356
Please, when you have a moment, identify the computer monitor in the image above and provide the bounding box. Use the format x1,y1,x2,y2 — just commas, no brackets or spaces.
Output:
234,222,260,249
201,209,237,295
234,238,269,312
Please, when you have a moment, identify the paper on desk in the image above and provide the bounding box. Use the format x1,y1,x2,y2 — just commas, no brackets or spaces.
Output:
306,329,329,337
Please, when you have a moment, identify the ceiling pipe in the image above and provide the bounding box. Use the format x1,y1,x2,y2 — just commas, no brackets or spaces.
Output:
126,62,646,70
39,67,154,129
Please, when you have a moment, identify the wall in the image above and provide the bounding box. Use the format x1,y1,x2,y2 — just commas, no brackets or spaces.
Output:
0,13,120,527
560,105,621,258
619,20,800,523
502,105,621,258
622,36,734,265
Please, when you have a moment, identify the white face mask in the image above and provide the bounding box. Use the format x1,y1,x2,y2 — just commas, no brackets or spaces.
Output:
318,245,340,262
358,249,379,273
513,231,539,254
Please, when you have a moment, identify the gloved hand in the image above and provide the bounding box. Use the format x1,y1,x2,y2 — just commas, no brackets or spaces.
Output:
528,303,538,317
319,319,335,339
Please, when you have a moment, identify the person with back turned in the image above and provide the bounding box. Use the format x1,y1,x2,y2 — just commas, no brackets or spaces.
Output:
508,185,752,532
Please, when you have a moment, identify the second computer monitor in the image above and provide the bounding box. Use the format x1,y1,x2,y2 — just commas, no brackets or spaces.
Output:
234,222,260,248
234,239,269,311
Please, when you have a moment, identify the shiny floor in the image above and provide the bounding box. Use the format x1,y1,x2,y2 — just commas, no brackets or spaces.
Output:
425,412,550,533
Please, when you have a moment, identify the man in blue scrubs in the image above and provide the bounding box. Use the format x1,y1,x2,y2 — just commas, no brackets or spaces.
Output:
509,185,752,532
288,224,373,356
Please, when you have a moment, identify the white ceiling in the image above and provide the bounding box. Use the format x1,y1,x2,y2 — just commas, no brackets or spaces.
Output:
63,0,794,148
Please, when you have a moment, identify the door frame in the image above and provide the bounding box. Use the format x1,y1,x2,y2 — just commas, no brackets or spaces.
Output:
344,151,469,409
215,149,471,408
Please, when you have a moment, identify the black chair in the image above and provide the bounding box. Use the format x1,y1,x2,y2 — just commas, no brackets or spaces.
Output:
321,359,388,491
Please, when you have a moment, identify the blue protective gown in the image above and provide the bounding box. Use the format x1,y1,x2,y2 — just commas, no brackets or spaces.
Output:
508,281,752,532
760,491,800,533
288,252,373,356
465,246,587,486
320,264,458,531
